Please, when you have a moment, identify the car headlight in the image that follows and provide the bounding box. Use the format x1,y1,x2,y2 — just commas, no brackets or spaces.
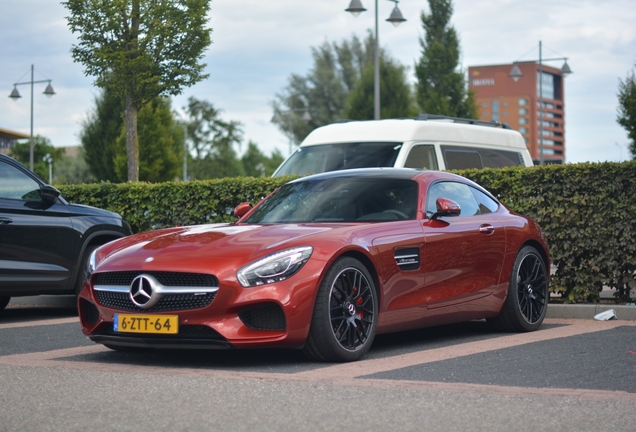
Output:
237,246,313,287
85,248,98,281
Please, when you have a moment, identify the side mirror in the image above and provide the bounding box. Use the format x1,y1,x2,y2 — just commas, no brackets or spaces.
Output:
234,202,252,218
431,198,461,220
40,185,61,204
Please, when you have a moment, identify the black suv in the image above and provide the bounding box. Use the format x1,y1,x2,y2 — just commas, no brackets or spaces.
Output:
0,153,132,310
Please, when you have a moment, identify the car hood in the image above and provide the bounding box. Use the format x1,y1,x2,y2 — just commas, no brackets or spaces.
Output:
66,202,123,219
95,223,351,274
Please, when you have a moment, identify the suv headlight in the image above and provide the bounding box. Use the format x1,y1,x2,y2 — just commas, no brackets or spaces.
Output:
237,246,313,287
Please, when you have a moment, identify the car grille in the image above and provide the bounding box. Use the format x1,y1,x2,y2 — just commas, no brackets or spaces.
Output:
93,271,218,312
95,291,216,312
93,271,218,287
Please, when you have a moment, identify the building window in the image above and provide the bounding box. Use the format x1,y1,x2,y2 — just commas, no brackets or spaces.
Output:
492,100,500,122
519,118,528,125
519,127,528,134
537,71,556,99
482,103,489,108
519,108,528,115
519,98,527,106
502,111,508,116
502,102,509,107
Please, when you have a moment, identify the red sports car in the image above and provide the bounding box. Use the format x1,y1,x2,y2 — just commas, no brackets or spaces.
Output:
78,168,550,362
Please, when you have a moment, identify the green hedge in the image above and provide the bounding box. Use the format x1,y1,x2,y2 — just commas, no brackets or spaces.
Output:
454,161,636,303
59,176,296,233
59,162,636,303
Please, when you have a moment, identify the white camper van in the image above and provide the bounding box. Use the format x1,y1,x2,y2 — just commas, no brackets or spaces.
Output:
273,115,533,177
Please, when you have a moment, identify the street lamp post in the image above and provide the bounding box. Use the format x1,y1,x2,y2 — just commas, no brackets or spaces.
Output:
271,108,312,156
509,41,572,165
8,65,56,172
42,153,53,184
345,0,406,120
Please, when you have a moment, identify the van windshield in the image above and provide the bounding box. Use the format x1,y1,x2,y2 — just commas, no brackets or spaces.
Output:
274,142,402,177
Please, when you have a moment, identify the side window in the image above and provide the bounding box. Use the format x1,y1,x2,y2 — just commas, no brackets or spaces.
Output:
471,187,499,214
404,145,438,170
0,161,42,201
426,181,480,218
443,149,484,170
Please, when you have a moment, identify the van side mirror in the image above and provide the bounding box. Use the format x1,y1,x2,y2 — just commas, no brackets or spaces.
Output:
234,202,252,218
431,198,461,220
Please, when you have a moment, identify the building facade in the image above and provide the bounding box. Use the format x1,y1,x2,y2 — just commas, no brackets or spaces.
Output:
468,62,566,164
0,127,29,155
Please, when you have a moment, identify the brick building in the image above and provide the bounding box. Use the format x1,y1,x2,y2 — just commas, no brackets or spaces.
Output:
468,62,567,164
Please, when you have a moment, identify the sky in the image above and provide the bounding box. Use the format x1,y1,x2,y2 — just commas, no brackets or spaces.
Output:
1,0,635,163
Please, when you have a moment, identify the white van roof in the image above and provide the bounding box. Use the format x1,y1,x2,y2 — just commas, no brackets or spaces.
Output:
301,119,526,150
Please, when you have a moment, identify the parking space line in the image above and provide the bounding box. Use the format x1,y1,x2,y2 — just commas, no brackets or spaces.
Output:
292,319,635,380
0,317,79,329
2,319,634,402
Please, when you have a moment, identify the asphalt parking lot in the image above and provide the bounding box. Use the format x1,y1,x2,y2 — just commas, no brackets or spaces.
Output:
1,298,635,431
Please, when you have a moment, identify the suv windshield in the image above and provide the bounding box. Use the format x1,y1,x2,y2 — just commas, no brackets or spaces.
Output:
244,177,418,224
274,142,402,177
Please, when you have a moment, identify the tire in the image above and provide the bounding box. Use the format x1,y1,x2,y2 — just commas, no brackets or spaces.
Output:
75,244,99,295
490,246,548,332
0,296,10,311
303,257,378,362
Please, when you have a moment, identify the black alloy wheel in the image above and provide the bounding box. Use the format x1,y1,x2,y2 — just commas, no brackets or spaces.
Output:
303,257,378,362
329,266,376,351
489,246,548,332
516,249,548,324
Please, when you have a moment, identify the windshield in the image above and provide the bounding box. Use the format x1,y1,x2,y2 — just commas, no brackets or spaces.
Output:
244,177,418,224
273,142,402,177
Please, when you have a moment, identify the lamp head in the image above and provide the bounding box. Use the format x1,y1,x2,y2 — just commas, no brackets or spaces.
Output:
346,0,366,17
509,62,523,82
560,60,572,76
9,86,21,100
386,1,406,27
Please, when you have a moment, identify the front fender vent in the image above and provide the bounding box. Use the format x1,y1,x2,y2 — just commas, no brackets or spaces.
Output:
394,247,420,271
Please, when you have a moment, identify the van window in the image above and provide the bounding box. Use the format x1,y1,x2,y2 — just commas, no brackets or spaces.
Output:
441,145,525,169
404,145,438,170
274,142,402,177
444,149,483,169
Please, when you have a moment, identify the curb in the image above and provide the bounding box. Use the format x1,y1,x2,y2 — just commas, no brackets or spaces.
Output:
7,296,636,321
546,304,636,321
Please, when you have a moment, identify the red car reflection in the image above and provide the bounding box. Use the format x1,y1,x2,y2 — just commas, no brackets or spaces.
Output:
78,168,550,362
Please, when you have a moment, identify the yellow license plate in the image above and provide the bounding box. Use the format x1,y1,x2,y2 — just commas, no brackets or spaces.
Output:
114,314,179,334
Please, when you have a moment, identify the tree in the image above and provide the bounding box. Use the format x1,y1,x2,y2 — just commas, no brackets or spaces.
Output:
64,0,212,181
54,148,96,184
113,97,184,182
184,97,244,179
344,56,416,120
9,136,64,182
414,0,477,119
240,141,285,177
273,32,382,145
617,62,636,158
81,87,125,182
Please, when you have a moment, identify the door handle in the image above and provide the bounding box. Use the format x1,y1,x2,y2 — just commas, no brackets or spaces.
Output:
479,224,494,234
0,217,13,225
